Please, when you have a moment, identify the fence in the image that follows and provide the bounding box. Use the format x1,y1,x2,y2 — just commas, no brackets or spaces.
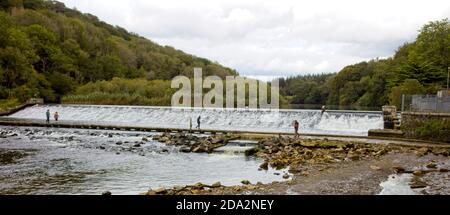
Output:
401,95,450,113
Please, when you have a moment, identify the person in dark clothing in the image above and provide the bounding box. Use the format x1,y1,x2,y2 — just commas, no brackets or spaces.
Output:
321,105,327,115
293,120,300,138
196,116,201,129
46,110,50,123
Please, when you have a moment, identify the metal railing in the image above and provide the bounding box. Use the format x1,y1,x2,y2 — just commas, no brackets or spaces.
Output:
402,95,450,113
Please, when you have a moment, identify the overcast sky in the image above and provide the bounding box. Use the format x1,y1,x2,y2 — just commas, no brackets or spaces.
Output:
60,0,450,79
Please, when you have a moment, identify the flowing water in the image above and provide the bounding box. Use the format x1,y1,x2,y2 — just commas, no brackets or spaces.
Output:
0,126,287,195
8,104,383,136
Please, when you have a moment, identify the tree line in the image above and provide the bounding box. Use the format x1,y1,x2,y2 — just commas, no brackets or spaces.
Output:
0,0,237,103
1,0,448,110
279,19,449,109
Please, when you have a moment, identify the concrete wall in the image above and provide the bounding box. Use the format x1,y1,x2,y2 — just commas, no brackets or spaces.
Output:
401,112,450,143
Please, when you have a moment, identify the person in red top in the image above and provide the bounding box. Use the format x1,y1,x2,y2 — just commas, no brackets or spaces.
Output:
293,120,300,138
54,112,59,122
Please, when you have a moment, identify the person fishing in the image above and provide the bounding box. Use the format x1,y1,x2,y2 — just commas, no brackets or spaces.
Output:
46,110,50,123
292,120,300,138
196,116,201,129
54,112,59,122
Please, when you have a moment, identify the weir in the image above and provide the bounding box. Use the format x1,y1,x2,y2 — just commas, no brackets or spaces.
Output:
4,104,384,136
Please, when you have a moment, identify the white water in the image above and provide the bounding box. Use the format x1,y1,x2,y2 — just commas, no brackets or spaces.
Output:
8,104,383,136
379,174,420,195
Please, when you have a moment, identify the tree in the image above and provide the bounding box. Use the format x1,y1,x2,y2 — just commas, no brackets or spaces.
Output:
389,79,425,108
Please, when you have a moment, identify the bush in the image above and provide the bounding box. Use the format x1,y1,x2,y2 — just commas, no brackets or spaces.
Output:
415,120,450,142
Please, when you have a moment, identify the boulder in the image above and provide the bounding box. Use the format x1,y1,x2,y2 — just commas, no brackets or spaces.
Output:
102,191,112,195
154,188,167,194
426,162,437,169
211,182,222,188
392,166,406,173
370,165,381,171
241,180,251,185
180,147,191,153
192,146,207,153
282,174,290,179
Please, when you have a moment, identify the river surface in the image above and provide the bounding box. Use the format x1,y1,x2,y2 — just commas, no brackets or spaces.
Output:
7,104,384,136
0,126,287,195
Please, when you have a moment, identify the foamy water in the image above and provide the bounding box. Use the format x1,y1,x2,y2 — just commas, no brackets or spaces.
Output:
8,104,384,136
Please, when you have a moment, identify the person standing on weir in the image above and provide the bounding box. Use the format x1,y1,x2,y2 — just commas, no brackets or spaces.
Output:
46,110,50,123
54,112,59,122
196,116,201,130
321,105,327,115
293,120,300,139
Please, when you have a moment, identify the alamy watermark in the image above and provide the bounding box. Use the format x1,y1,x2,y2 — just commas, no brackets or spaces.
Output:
171,68,280,110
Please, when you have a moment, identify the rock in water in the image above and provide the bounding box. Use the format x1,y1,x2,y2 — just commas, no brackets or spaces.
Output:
392,166,406,173
154,188,167,194
426,162,437,169
259,162,269,170
370,165,381,171
211,182,222,188
102,191,112,195
241,180,251,185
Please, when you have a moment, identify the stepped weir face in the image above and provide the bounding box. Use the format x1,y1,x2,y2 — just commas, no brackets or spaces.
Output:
8,105,383,136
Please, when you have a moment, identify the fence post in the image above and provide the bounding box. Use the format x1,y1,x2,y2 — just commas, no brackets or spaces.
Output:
401,95,405,112
435,97,438,112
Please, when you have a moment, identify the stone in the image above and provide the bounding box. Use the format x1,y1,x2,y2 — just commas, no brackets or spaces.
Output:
370,165,381,171
102,191,112,195
154,188,167,194
259,161,269,170
439,168,449,173
410,179,428,189
241,180,251,185
392,166,406,173
415,148,429,157
282,174,290,179
133,143,141,148
194,182,205,189
211,182,222,188
142,137,149,142
116,141,123,145
180,147,191,153
192,146,207,153
426,162,437,169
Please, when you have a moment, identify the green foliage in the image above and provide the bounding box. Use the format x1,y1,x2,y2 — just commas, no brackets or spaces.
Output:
0,98,20,111
281,19,450,109
415,120,450,142
62,78,175,106
0,0,237,103
389,79,425,108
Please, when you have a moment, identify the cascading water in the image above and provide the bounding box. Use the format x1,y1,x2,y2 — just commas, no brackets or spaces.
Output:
7,104,383,136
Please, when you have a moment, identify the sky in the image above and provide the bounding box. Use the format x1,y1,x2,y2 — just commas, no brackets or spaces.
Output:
59,0,450,80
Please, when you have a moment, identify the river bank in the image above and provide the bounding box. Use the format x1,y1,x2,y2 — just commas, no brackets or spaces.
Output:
145,135,450,195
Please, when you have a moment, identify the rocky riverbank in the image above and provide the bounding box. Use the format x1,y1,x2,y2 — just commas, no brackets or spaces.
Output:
152,132,237,153
144,136,450,195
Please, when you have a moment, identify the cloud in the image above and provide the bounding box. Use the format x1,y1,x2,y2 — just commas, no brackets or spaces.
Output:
60,0,450,77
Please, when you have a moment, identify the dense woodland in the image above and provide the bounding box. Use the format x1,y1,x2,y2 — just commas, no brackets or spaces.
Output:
280,19,450,109
0,0,449,110
0,0,237,105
